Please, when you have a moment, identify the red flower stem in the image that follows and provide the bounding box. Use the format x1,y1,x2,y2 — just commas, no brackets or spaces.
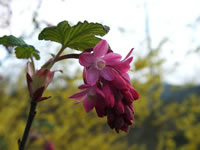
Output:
42,48,93,69
19,101,37,150
42,54,80,68
55,48,93,62
56,54,79,61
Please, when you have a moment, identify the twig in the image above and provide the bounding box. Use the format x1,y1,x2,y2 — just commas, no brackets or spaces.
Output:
18,101,37,150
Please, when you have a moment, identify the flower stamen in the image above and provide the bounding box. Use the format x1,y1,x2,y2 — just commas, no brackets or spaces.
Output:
96,59,105,70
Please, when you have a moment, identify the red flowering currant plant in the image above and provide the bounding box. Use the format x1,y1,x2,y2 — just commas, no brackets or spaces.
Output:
0,20,139,150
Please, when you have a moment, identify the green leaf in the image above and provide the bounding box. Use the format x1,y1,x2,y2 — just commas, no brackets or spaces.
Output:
15,45,40,60
38,20,110,51
0,35,26,47
0,35,40,60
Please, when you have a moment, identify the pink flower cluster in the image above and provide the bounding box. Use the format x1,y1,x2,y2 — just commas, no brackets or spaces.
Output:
70,40,139,133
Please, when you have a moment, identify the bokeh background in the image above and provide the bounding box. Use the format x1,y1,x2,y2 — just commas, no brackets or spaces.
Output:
0,0,200,149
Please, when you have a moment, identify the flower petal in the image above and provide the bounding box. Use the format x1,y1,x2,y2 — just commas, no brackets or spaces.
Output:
45,70,55,88
102,83,115,108
95,97,107,117
69,90,88,99
33,87,45,101
79,52,94,67
39,96,51,102
113,58,132,73
130,87,139,100
103,53,122,65
111,74,128,90
122,73,130,82
26,73,33,97
114,100,125,115
27,61,34,77
78,84,91,89
123,48,134,60
100,67,115,81
94,40,108,57
32,69,54,91
124,57,133,65
86,67,100,86
95,87,105,97
75,100,83,104
83,68,87,83
123,90,133,104
83,97,96,112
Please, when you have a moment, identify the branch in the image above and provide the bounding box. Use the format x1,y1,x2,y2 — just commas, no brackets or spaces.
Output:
18,101,37,150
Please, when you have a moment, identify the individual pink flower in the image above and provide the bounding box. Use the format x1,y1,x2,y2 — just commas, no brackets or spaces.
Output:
112,48,134,81
69,83,104,112
26,62,55,102
79,40,122,85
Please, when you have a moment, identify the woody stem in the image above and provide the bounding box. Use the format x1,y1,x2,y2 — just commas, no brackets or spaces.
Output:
18,101,37,150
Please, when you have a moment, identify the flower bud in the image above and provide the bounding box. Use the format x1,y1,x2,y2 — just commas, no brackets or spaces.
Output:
114,100,125,115
26,62,55,102
44,140,55,150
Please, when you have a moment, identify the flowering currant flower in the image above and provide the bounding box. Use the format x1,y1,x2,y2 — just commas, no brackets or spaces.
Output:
112,48,134,81
26,62,55,102
69,83,104,113
70,40,139,133
79,40,122,86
